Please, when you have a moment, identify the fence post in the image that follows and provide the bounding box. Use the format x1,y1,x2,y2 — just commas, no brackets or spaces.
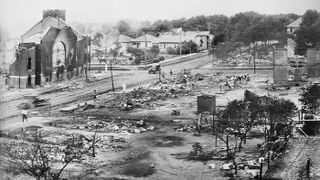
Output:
259,162,263,180
306,158,310,178
267,152,270,169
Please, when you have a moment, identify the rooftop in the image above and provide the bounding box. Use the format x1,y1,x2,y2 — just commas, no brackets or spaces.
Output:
287,17,302,28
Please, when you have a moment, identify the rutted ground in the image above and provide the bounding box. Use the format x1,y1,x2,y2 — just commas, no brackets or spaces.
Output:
2,54,318,180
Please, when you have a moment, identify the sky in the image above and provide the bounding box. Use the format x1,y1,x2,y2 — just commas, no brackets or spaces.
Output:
0,0,319,38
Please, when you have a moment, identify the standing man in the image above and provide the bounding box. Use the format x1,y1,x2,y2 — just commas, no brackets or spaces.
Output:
170,69,173,76
93,90,97,100
22,108,28,123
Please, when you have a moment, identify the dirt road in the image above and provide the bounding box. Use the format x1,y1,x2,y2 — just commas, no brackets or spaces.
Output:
0,55,212,127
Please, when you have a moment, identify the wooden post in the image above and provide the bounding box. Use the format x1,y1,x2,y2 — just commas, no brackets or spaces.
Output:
110,61,115,92
306,158,310,178
259,162,263,180
267,152,270,169
253,44,256,74
226,135,229,151
212,114,215,135
48,103,51,116
159,67,161,82
88,37,91,75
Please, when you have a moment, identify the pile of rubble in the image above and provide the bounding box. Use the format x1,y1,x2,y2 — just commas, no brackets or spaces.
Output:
104,84,190,110
69,120,156,134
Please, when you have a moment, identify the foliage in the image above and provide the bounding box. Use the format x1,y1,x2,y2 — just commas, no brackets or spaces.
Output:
159,56,165,61
153,20,173,33
127,47,144,58
220,99,264,151
264,96,297,137
181,40,198,54
109,47,119,59
299,84,320,114
166,47,177,55
134,58,143,65
92,32,104,47
93,32,104,40
0,133,85,180
117,20,132,36
148,45,160,58
127,47,146,64
214,41,238,60
295,9,320,55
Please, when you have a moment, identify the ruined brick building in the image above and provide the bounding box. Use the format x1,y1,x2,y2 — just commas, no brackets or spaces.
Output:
9,9,90,88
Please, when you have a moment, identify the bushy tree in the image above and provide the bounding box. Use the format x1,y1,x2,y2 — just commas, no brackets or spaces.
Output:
127,47,145,65
295,9,320,55
264,97,297,138
220,99,264,151
148,45,160,58
153,20,173,33
117,20,132,36
166,47,177,55
300,84,320,114
181,40,198,54
93,32,104,47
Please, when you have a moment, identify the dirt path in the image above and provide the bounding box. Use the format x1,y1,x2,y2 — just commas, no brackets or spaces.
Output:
0,55,212,129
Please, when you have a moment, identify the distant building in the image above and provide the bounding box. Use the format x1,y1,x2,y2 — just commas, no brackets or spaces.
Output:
287,17,302,35
130,35,158,49
117,35,132,48
117,29,213,53
9,9,90,88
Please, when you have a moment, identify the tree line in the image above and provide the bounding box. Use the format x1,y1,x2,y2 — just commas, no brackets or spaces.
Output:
116,11,299,46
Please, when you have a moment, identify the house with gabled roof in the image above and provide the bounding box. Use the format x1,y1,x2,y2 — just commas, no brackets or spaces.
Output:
8,9,90,88
287,17,302,35
130,34,158,49
117,35,132,48
116,30,213,53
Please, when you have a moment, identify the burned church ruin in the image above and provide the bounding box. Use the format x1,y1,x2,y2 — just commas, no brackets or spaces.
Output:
9,9,90,88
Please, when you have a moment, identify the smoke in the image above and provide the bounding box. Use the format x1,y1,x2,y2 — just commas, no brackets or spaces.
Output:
71,19,153,53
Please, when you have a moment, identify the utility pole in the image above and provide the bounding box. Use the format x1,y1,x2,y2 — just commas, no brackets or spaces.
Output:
18,48,21,89
179,29,182,59
88,36,91,75
110,59,115,92
253,43,256,74
144,34,147,63
158,66,161,82
306,158,310,178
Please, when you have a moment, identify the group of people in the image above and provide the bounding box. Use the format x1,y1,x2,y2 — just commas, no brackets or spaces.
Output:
224,74,251,89
56,64,65,81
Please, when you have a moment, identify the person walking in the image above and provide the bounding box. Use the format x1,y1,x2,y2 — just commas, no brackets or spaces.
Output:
22,109,28,123
170,69,173,76
93,90,97,100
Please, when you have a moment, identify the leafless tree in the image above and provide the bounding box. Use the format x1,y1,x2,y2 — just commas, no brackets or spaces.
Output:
83,125,101,157
0,132,85,180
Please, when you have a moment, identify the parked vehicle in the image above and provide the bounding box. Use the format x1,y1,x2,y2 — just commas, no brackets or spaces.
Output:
148,65,161,74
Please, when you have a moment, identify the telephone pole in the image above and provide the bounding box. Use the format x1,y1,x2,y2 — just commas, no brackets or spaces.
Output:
253,43,256,74
110,60,115,92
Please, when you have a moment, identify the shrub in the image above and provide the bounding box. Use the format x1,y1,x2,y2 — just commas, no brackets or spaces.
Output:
148,46,160,58
159,56,165,61
166,47,177,55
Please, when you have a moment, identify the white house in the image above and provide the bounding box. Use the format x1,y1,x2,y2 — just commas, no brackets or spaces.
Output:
287,17,302,35
117,35,132,48
130,35,158,49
